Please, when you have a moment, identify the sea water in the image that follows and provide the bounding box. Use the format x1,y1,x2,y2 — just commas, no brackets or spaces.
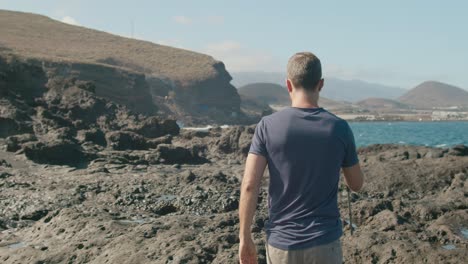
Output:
349,121,468,147
181,121,468,148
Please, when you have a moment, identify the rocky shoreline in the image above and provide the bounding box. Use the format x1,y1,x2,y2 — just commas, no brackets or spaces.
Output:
1,69,467,263
1,132,467,263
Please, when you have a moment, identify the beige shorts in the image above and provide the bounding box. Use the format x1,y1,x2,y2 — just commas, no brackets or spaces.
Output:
266,239,343,264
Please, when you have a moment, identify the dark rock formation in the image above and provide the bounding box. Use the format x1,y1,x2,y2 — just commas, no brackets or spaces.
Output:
5,133,37,152
106,131,148,151
1,129,467,263
216,126,255,156
0,10,257,125
448,145,468,156
76,129,107,147
23,140,87,165
126,117,179,138
156,144,207,164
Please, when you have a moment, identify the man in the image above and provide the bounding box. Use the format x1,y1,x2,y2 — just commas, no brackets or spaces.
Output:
238,52,364,264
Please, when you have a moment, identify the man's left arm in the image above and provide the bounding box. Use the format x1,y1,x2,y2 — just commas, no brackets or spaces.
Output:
239,153,267,264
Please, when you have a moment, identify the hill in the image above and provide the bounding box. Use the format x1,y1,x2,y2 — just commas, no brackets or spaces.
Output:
398,81,468,109
0,10,243,125
357,98,410,110
231,72,407,102
237,82,352,110
238,83,290,105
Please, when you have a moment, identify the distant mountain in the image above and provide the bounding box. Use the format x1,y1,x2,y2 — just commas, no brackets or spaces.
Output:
237,82,352,110
231,72,407,102
398,81,468,109
324,78,407,102
238,83,289,105
232,72,287,88
357,98,410,110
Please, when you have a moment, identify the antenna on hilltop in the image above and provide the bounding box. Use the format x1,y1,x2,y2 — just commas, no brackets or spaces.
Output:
131,19,134,38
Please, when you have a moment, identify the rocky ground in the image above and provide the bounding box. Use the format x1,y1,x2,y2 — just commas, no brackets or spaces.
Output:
1,76,467,263
1,132,467,263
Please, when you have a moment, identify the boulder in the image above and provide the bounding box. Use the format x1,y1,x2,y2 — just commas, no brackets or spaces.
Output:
0,117,18,137
0,159,11,167
5,133,37,152
369,210,404,231
156,144,206,164
216,126,254,156
447,145,468,156
23,140,87,165
424,148,446,158
77,128,107,146
147,135,173,149
106,131,148,150
0,117,32,138
127,117,180,138
42,127,76,142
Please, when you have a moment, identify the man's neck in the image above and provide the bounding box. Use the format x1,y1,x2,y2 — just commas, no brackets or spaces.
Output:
291,93,320,108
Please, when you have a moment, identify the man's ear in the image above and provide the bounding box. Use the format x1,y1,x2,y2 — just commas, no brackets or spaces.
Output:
317,78,324,92
286,79,293,93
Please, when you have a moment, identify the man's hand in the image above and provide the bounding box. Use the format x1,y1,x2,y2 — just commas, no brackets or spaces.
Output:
342,163,364,192
238,153,267,264
239,237,257,264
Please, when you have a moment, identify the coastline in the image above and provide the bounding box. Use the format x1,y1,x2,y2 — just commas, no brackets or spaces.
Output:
1,141,467,263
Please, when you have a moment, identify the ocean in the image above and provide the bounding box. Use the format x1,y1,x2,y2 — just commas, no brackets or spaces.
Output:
349,121,468,147
182,121,468,148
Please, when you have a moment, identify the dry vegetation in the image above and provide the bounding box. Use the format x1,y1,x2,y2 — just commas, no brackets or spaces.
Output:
0,10,221,83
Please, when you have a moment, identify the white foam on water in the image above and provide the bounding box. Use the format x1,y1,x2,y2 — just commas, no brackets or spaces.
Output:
116,219,146,224
442,244,456,250
182,125,230,132
435,144,447,148
158,195,177,202
343,219,358,229
183,126,214,132
7,242,27,249
461,228,468,239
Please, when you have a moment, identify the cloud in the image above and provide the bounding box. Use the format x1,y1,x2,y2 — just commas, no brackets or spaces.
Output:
201,41,283,72
61,16,80,26
173,16,192,25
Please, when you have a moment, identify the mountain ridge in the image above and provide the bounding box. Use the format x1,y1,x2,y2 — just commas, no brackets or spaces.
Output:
237,82,353,111
398,81,468,109
231,71,408,102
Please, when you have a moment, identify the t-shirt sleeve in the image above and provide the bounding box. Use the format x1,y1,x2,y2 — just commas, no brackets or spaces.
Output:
249,118,267,157
342,122,359,168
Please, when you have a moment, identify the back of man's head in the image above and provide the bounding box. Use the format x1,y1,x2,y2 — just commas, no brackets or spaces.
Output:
287,52,322,91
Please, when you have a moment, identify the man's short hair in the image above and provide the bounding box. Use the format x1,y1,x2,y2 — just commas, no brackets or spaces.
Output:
287,52,322,91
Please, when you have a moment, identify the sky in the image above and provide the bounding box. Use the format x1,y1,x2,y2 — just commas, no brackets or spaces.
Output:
1,0,467,89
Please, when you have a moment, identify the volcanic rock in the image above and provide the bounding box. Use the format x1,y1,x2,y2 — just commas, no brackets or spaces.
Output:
5,133,37,152
105,131,148,150
76,129,107,147
22,140,87,165
0,10,251,125
156,144,207,165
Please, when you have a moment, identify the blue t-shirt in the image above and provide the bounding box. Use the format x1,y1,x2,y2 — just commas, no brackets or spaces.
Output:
249,107,359,250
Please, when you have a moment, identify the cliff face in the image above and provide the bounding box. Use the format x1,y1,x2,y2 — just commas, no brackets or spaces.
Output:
0,55,157,115
43,61,157,115
0,10,244,125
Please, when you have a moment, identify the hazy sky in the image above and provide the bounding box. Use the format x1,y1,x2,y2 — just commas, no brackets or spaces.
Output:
1,0,467,89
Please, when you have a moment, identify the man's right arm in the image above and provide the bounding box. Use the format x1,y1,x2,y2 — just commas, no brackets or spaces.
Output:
342,163,364,192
